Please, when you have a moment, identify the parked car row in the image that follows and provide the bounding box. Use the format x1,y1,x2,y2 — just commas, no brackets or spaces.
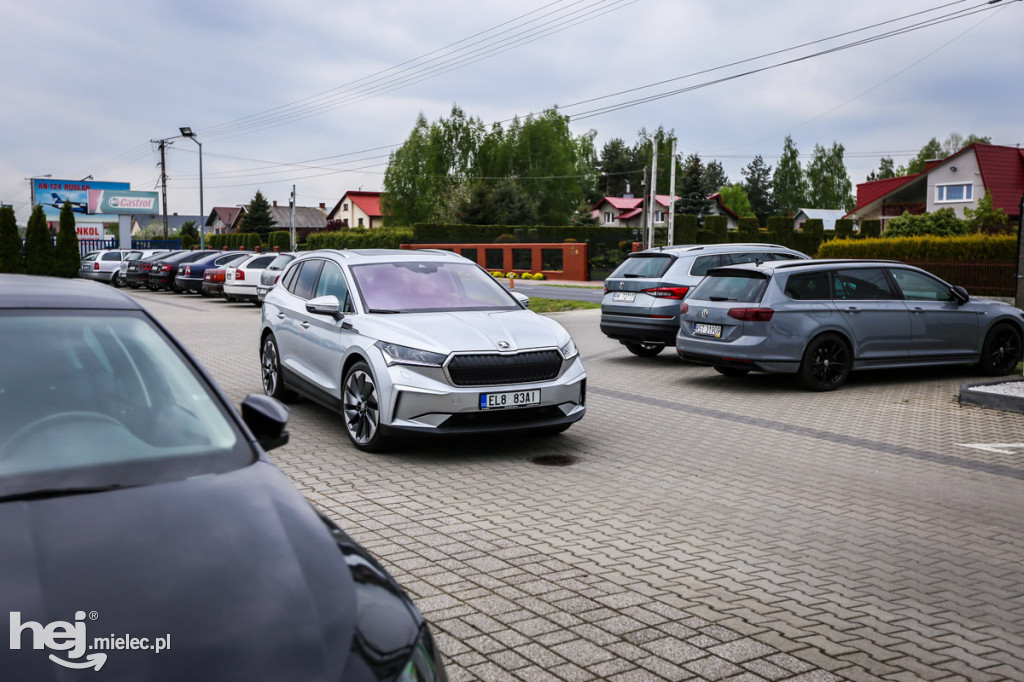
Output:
601,243,1024,391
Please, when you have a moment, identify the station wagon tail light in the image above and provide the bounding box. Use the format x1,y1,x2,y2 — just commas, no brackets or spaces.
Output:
641,286,689,299
93,262,100,270
235,270,245,281
728,308,775,322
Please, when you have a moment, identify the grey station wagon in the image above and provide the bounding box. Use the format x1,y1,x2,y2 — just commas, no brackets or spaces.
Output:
676,259,1024,390
601,243,808,356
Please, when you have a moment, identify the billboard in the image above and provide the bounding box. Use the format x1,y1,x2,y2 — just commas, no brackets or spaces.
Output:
87,189,159,215
32,178,132,238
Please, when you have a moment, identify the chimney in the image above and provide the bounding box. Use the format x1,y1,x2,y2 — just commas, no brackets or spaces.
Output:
273,200,277,207
319,203,326,210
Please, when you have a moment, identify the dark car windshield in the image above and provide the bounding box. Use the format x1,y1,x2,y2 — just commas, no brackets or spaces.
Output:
0,311,251,498
691,270,769,303
608,254,675,279
352,261,518,312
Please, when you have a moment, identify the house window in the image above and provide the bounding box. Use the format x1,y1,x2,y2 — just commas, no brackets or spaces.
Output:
604,211,614,224
936,183,973,203
343,203,348,212
358,217,364,227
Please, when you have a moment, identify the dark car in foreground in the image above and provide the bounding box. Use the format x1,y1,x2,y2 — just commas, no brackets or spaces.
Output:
0,275,447,681
676,259,1024,390
601,243,808,357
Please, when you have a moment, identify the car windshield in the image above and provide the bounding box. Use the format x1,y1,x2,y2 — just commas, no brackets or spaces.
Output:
608,254,674,279
691,271,769,303
351,261,518,313
0,311,250,499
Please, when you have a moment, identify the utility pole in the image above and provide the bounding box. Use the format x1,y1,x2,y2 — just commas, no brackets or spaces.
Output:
668,139,677,246
640,167,648,249
289,185,296,251
152,138,172,239
1015,190,1024,309
647,137,658,249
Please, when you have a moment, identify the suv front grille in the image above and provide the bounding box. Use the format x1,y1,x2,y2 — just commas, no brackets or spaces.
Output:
447,350,562,386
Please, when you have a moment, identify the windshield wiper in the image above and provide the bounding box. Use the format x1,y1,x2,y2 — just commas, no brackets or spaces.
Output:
708,296,737,301
367,309,402,314
0,484,130,504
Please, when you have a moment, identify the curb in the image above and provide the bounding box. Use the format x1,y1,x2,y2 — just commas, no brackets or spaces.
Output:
959,377,1024,414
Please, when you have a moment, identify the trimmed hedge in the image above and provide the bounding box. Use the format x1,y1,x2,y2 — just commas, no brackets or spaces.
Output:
860,219,881,238
704,215,728,238
737,216,760,237
306,228,414,250
673,215,699,244
206,232,263,249
268,231,292,251
817,235,1016,260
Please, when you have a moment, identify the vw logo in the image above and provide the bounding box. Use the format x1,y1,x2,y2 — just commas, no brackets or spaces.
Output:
701,309,709,319
497,340,510,350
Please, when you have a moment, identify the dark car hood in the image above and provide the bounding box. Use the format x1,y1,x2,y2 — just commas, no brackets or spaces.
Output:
0,461,390,681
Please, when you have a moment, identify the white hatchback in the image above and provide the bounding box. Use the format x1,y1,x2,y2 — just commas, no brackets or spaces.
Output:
223,253,278,304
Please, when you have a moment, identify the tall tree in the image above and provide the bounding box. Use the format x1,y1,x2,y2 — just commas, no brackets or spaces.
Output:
905,137,945,175
806,142,854,212
772,135,807,216
0,205,24,273
54,201,80,278
24,204,54,276
741,155,774,224
179,220,199,249
867,157,897,181
703,160,729,197
676,154,708,216
599,137,639,197
242,190,277,237
718,184,755,217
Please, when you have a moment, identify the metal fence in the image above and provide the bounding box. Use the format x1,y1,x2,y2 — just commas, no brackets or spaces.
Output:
904,259,1015,297
76,239,181,258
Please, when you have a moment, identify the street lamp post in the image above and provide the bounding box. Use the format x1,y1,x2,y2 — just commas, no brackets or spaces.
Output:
179,127,204,249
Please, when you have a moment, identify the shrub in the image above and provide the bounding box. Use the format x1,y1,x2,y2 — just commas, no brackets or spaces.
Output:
534,272,546,280
491,271,504,278
0,205,24,273
859,219,881,238
306,228,413,250
268,230,292,251
54,202,80,278
704,215,728,237
494,233,517,243
835,218,854,239
737,216,760,237
674,214,699,243
24,205,54,276
506,272,517,279
817,234,1015,260
882,209,970,238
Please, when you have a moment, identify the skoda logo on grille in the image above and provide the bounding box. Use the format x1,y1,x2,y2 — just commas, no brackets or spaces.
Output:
497,341,510,350
701,309,709,319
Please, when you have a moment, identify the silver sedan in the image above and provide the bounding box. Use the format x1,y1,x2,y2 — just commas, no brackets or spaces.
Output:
260,249,586,451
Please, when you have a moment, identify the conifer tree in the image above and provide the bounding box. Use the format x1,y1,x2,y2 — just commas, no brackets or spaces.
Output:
0,205,25,273
241,191,276,238
54,201,81,278
24,205,55,276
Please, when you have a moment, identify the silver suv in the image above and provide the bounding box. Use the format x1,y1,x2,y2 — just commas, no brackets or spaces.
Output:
676,259,1024,390
600,243,808,356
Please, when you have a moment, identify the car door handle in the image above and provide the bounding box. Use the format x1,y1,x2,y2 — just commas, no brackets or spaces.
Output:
277,313,285,319
301,322,310,329
843,307,859,313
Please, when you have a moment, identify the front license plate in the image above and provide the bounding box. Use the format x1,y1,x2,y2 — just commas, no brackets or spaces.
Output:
693,323,722,338
612,292,636,302
479,389,541,410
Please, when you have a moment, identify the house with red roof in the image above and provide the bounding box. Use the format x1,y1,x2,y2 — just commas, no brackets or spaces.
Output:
327,191,383,228
591,195,679,228
846,143,1024,230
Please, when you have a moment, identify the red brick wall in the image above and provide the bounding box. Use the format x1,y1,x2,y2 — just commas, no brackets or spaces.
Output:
401,243,589,281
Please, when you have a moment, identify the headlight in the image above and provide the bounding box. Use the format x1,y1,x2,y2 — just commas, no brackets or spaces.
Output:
559,337,579,360
376,341,447,368
396,628,447,682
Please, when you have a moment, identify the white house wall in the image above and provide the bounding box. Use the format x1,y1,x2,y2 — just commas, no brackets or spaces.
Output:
927,149,982,218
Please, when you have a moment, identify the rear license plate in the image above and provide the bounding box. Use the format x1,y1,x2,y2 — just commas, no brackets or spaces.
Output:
479,389,540,410
612,292,635,302
693,323,722,338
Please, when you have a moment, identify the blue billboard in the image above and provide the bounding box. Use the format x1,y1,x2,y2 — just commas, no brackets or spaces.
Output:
32,178,131,222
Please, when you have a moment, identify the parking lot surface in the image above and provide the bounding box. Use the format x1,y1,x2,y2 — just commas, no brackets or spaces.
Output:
135,288,1024,681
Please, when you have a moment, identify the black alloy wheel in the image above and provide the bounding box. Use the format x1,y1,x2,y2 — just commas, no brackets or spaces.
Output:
798,333,851,391
260,335,297,402
978,323,1022,376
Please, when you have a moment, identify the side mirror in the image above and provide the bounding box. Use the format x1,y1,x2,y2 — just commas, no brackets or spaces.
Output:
511,291,530,308
951,285,970,304
306,294,343,320
241,394,290,451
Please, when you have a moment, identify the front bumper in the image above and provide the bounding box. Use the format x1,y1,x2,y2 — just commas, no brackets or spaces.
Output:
376,354,587,437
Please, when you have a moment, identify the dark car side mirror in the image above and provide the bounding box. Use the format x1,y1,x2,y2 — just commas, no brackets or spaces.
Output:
951,285,970,305
241,394,290,451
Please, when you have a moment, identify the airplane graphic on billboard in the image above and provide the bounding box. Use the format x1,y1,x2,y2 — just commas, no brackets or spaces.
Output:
46,192,88,213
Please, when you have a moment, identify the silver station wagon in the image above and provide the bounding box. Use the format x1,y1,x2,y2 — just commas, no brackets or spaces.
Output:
260,249,586,451
676,259,1024,390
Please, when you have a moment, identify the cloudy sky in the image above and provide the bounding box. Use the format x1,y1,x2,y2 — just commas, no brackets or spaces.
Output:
2,0,1021,225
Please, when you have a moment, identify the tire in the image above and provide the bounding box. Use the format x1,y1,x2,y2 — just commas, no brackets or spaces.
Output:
260,335,297,403
624,342,664,357
342,361,390,452
714,366,750,377
797,333,851,391
978,323,1022,376
112,273,124,287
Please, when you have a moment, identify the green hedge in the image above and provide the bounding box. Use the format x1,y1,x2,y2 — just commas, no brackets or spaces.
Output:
674,215,699,244
306,227,414,250
268,231,292,250
817,235,1016,260
412,223,633,245
206,232,263,249
859,219,881,238
737,216,760,237
704,215,728,238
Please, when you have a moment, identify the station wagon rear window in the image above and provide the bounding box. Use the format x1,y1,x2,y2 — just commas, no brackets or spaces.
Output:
691,271,768,303
608,254,674,279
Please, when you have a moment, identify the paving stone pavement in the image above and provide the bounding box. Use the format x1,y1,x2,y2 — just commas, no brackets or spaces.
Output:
135,288,1024,681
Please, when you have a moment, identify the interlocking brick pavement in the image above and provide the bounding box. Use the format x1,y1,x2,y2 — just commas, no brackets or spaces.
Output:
134,288,1024,681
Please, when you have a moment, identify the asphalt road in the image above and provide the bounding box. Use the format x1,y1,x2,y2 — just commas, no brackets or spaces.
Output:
504,279,604,303
133,286,1024,681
